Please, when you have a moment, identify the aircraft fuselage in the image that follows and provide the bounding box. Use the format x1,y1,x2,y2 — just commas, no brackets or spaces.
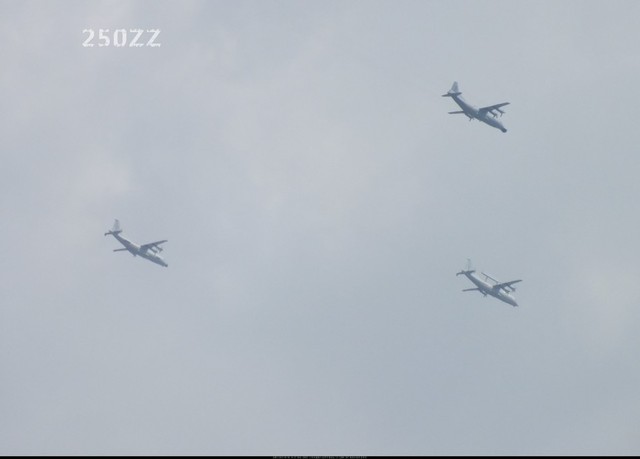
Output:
111,233,168,267
450,95,507,133
459,271,518,307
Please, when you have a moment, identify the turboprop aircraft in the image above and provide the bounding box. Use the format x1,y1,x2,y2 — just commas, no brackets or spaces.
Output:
442,82,509,133
456,259,521,307
104,219,168,267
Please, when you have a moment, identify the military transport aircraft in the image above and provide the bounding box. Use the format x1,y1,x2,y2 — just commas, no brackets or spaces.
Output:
442,82,510,133
104,219,168,267
456,259,521,307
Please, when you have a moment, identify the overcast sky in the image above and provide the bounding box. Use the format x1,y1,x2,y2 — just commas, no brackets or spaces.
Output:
2,0,640,455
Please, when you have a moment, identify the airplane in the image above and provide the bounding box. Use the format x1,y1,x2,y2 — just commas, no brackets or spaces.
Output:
456,259,521,307
442,81,509,133
104,219,168,267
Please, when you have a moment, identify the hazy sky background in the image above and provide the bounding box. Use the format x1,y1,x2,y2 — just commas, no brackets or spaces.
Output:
2,0,640,455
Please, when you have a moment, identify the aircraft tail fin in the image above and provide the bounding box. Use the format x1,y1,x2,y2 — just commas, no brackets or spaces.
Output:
442,81,462,97
456,258,475,276
104,219,123,236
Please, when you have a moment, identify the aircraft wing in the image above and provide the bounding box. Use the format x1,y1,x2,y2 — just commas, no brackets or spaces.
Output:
481,272,499,283
140,240,168,252
493,279,522,292
478,102,509,116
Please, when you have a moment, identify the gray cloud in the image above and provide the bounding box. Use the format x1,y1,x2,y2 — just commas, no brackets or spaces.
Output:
1,0,640,455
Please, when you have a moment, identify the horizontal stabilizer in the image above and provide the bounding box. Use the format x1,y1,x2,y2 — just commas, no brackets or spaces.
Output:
442,81,461,97
462,287,480,292
113,248,128,252
448,110,465,114
104,219,123,236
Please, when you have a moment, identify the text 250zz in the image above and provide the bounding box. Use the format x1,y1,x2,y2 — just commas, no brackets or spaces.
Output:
82,29,161,47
